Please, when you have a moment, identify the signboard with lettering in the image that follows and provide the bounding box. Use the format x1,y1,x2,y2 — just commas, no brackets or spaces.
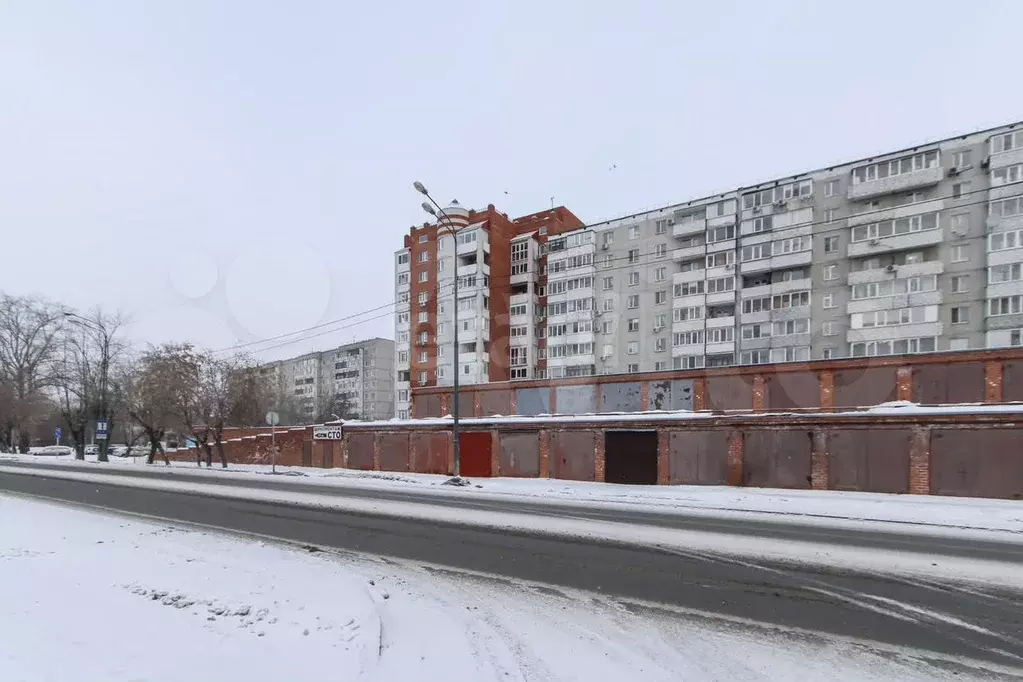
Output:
312,426,343,441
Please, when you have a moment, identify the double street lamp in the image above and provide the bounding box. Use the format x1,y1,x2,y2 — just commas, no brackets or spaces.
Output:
414,181,464,484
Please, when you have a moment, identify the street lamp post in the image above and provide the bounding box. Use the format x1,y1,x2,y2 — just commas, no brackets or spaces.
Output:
63,311,110,463
414,181,464,484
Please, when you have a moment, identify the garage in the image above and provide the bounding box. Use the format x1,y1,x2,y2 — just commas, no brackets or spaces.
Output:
459,431,492,478
604,430,658,485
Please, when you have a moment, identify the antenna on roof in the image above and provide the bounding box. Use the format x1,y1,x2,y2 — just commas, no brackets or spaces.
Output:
550,196,554,208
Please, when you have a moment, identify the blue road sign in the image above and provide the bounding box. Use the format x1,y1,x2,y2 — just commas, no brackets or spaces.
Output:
96,420,109,440
54,427,62,442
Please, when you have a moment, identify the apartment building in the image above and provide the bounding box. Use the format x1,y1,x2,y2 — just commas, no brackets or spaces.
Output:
394,120,1023,407
263,338,395,422
393,203,584,419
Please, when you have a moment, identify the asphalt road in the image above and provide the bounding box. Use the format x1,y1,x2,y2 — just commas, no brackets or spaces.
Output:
2,467,1023,672
3,458,1022,564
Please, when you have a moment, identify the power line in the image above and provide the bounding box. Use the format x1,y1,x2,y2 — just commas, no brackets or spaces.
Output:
211,183,1023,356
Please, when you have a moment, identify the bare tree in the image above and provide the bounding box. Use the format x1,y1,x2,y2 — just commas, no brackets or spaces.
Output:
205,353,273,468
0,294,63,452
162,344,215,467
122,347,179,465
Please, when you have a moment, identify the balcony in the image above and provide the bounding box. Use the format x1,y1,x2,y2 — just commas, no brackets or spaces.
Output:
739,250,813,275
771,277,812,295
672,218,706,238
846,290,942,315
705,315,735,329
673,268,706,284
990,148,1023,170
706,340,735,355
739,283,771,299
846,199,945,228
706,290,736,306
672,318,705,333
673,243,706,261
846,166,944,200
847,260,944,285
706,239,736,255
707,214,736,228
846,322,943,344
988,249,1023,268
986,214,1023,232
986,280,1023,299
846,228,943,258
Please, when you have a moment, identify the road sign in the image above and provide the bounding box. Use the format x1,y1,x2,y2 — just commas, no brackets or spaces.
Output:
312,425,343,441
54,427,61,444
265,411,280,427
95,420,108,441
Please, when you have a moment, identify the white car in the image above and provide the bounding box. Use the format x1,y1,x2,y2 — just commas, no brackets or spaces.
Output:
34,445,74,457
85,445,99,456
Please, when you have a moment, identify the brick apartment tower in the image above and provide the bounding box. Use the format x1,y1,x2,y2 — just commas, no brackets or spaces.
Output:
393,203,583,419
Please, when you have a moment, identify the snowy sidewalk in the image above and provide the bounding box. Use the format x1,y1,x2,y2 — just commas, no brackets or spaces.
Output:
0,494,1006,682
5,452,1023,534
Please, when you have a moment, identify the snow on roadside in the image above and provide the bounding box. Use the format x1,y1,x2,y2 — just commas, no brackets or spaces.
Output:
0,494,996,682
5,452,1023,535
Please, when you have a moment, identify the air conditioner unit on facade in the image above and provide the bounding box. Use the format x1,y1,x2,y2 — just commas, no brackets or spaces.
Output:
666,219,675,226
885,264,897,273
601,243,609,250
725,263,735,270
869,238,880,245
947,167,959,177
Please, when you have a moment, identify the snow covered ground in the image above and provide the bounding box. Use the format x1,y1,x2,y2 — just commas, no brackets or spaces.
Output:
0,493,1008,682
4,451,1023,535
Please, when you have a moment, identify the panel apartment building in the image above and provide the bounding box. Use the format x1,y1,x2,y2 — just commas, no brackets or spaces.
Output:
262,338,395,422
394,121,1023,413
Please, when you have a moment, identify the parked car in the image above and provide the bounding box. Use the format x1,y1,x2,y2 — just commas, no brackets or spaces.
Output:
107,445,129,457
34,445,74,457
85,444,99,456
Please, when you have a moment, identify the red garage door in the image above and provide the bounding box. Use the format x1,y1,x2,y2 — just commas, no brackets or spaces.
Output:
459,432,492,478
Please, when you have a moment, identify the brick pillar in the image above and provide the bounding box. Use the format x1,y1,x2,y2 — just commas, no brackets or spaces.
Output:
538,429,550,478
372,433,382,471
640,381,650,412
549,388,558,415
656,428,670,485
448,431,456,476
810,429,829,490
341,434,350,469
509,389,517,416
440,392,450,417
727,431,744,487
693,377,707,411
473,391,482,417
752,375,766,412
410,393,418,419
490,429,501,477
408,432,417,472
985,361,1004,403
908,427,931,495
594,429,605,482
896,367,914,402
819,370,835,412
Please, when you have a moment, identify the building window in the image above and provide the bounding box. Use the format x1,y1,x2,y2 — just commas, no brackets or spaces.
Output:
654,360,667,371
952,182,970,198
417,351,427,363
990,296,1023,316
822,292,836,309
653,290,666,305
850,211,939,242
628,318,639,332
824,179,839,197
603,298,615,312
951,306,970,324
628,249,640,263
655,219,668,235
822,321,836,336
417,311,428,323
1011,329,1022,347
851,150,939,184
628,272,640,286
397,252,410,265
417,371,427,384
418,271,429,283
655,243,667,259
823,264,837,281
602,254,613,268
821,347,835,360
629,225,640,240
952,150,972,167
950,274,969,293
602,276,614,290
397,273,409,285
655,338,666,352
418,234,429,244
601,320,612,334
654,266,666,282
625,363,639,373
627,295,640,309
417,331,428,343
951,245,968,263
949,338,969,351
418,251,429,263
627,341,639,355
397,351,408,363
823,236,839,253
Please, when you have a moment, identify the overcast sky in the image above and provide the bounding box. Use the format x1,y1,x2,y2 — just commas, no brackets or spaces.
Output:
3,0,1022,361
